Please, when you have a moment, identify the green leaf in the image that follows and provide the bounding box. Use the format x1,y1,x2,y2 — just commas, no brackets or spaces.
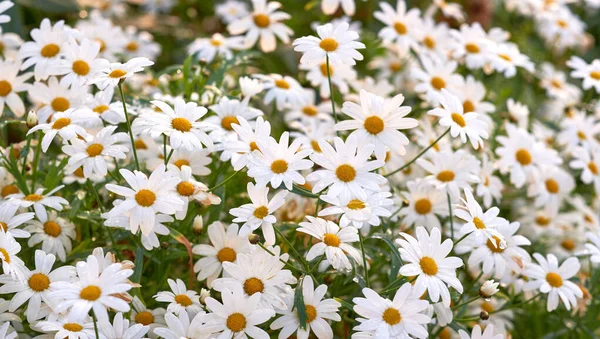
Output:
369,234,403,283
132,247,145,283
290,184,319,198
293,276,307,330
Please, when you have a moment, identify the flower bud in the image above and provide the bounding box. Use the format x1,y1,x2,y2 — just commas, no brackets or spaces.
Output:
192,216,204,234
480,279,500,298
248,234,260,244
480,311,489,320
199,288,210,305
26,110,38,128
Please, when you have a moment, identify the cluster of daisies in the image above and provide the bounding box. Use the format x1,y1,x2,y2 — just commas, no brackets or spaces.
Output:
0,0,599,338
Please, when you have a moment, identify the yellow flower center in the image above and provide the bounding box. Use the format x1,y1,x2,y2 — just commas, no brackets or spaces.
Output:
546,272,563,288
177,182,195,196
545,179,559,194
174,159,190,168
93,105,109,114
275,79,290,89
363,116,385,135
0,248,10,263
175,294,193,306
436,170,455,182
28,273,51,292
126,41,139,52
465,43,480,53
51,97,70,112
430,76,446,90
551,79,563,88
134,311,154,325
515,149,532,166
419,256,438,275
74,167,85,177
414,198,432,215
319,38,339,52
320,63,333,76
270,159,288,174
1,185,18,197
0,222,6,232
0,80,12,96
311,140,321,152
561,239,576,251
72,60,90,76
473,217,486,229
590,71,600,80
390,62,402,72
463,100,475,113
86,143,104,157
451,113,466,127
25,194,43,202
217,247,236,263
226,313,247,332
302,105,318,117
556,19,568,28
253,206,269,219
243,277,264,295
172,117,192,132
394,22,407,35
221,116,239,131
253,14,270,28
487,236,504,253
423,36,436,49
323,233,340,247
44,221,62,237
109,69,127,78
347,199,365,210
52,117,71,130
135,189,156,207
249,142,259,151
210,38,222,46
80,285,102,301
41,43,60,58
588,162,599,175
577,131,587,140
96,39,107,52
481,302,494,313
305,304,317,322
63,323,83,332
536,216,550,226
499,54,512,62
382,307,402,325
336,164,356,182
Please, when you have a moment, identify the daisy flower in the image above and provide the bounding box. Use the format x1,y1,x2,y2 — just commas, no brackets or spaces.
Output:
0,1,13,24
91,57,154,89
538,62,581,101
192,222,252,288
149,147,213,177
29,76,88,124
213,246,296,310
293,22,365,66
448,22,495,69
416,149,480,198
27,108,97,153
133,97,214,151
0,202,34,239
522,253,583,312
206,96,262,146
352,283,431,338
188,33,245,63
51,253,134,322
297,216,361,271
85,87,126,125
227,0,293,52
319,190,393,229
7,185,68,221
336,90,418,157
230,182,288,245
374,0,422,53
130,295,166,334
0,59,32,117
566,56,600,93
454,189,508,246
62,125,129,178
122,26,161,60
398,179,448,230
170,164,220,219
412,55,462,105
321,0,355,15
248,131,314,190
154,278,203,316
198,286,275,338
396,226,464,307
284,89,333,125
19,19,68,80
34,313,97,339
506,98,529,129
584,231,600,264
570,146,600,195
302,60,356,98
307,135,386,199
0,250,75,323
459,324,504,339
226,116,271,171
490,43,534,78
0,231,27,281
270,276,341,339
55,38,109,88
0,27,23,60
256,74,304,110
25,210,76,262
105,165,184,235
153,311,208,339
527,165,575,213
476,154,503,208
216,0,249,24
100,312,149,339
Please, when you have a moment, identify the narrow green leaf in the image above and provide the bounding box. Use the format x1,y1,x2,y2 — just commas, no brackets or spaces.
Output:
369,234,403,282
293,276,307,330
290,184,319,198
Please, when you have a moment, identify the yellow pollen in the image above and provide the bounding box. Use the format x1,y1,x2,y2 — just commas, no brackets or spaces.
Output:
226,313,247,332
319,38,339,52
243,277,264,295
43,221,62,237
481,302,494,313
487,236,504,253
0,248,9,263
253,14,270,28
109,69,127,78
323,233,340,247
0,80,12,96
52,117,71,130
390,62,402,72
588,162,599,175
63,323,83,332
347,199,365,210
28,273,50,292
551,79,563,88
72,60,90,76
363,116,385,135
1,185,18,198
320,63,333,77
439,327,452,339
590,71,600,80
311,140,321,152
135,189,156,207
275,79,290,89
382,307,401,325
270,159,288,174
473,217,486,229
86,143,104,157
336,164,356,182
51,97,70,112
0,222,6,232
465,43,480,53
96,39,106,52
561,239,576,251
430,76,446,90
515,149,532,166
556,19,568,28
172,117,192,132
93,105,109,114
394,22,407,35
253,206,269,219
463,100,475,113
217,247,236,263
545,179,559,194
25,194,43,202
41,43,60,58
249,142,259,151
423,36,436,49
177,182,195,196
414,198,432,215
210,39,222,46
536,216,550,226
499,54,512,62
79,285,102,301
302,106,318,117
577,131,587,140
419,256,438,275
546,272,563,288
134,311,154,325
305,304,317,322
126,41,139,52
451,113,466,127
221,116,239,131
436,170,455,182
74,167,85,178
175,294,193,306
173,159,190,168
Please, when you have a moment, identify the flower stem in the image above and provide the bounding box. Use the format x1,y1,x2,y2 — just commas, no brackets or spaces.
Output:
30,131,42,192
384,127,450,178
358,232,370,288
448,191,454,240
273,226,316,281
91,309,100,339
208,170,239,191
452,295,480,309
325,55,339,132
118,82,140,171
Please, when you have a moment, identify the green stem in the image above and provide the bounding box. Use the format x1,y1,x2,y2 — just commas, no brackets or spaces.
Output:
30,131,42,192
385,127,450,178
91,309,100,339
163,135,168,166
448,192,454,240
273,227,316,281
118,82,140,171
358,232,370,288
452,295,480,310
325,55,339,131
21,134,32,176
208,170,239,191
453,232,469,246
257,242,303,273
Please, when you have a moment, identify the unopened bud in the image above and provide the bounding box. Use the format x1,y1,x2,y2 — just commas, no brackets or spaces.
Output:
199,288,210,305
193,216,204,234
479,279,500,298
26,110,38,128
480,311,489,320
248,234,260,244
161,241,169,249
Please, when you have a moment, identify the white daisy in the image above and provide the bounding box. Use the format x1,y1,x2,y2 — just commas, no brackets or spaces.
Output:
170,164,220,220
206,96,262,146
412,54,462,105
527,165,575,213
55,38,109,88
293,22,365,66
319,190,393,229
321,0,355,15
85,88,126,125
91,57,154,90
130,295,166,334
226,116,271,171
99,312,149,339
216,0,249,24
301,60,356,98
0,59,32,117
398,179,448,230
29,76,89,125
153,311,209,339
567,56,600,93
25,210,76,262
570,145,600,195
188,33,245,63
34,313,97,339
459,324,504,339
476,154,503,209
416,149,480,198
448,22,495,70
154,278,203,316
454,188,508,247
0,231,27,281
27,108,97,153
19,19,68,80
0,202,34,239
256,74,304,110
7,185,68,221
374,0,422,53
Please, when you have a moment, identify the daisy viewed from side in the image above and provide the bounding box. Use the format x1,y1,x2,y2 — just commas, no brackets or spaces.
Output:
7,185,69,221
27,108,97,153
454,189,508,247
91,57,154,89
